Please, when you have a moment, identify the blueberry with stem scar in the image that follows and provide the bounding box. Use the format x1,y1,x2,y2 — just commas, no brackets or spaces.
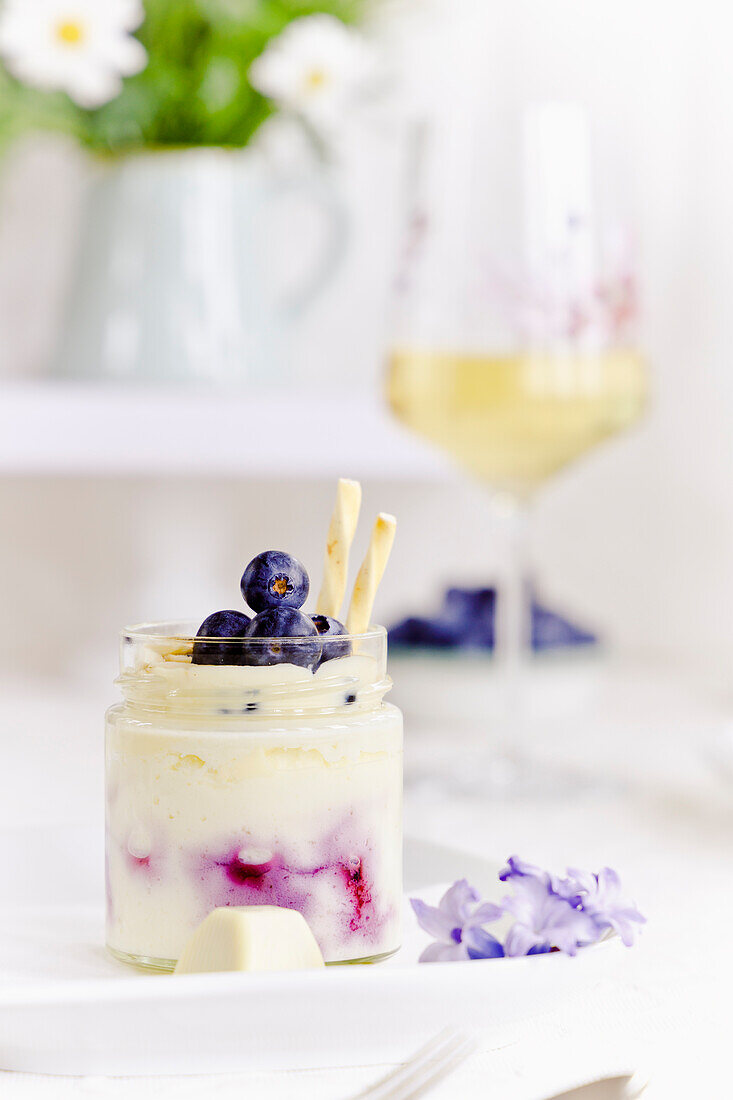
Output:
244,607,322,670
311,614,351,665
192,610,251,666
241,551,309,613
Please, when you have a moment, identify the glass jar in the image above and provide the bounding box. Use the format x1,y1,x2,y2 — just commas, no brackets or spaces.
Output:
105,622,402,970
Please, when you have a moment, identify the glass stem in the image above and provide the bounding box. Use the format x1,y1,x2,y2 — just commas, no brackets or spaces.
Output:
495,494,531,743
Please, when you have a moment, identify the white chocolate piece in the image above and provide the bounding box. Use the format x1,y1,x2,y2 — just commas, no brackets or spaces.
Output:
174,906,325,974
316,478,362,618
346,513,397,634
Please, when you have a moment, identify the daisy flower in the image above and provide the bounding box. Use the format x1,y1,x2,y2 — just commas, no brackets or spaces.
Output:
0,0,147,109
249,14,376,128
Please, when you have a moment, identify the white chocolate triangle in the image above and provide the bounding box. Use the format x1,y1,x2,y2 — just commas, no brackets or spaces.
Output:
174,906,325,974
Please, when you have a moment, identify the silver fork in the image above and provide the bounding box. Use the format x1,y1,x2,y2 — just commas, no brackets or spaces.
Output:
348,1030,648,1100
347,1027,477,1100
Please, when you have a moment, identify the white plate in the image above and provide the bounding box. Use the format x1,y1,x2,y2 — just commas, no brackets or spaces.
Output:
0,825,620,1076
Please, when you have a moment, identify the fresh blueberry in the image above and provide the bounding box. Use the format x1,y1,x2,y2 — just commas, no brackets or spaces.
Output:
311,614,351,664
192,609,251,665
244,607,322,670
241,550,309,613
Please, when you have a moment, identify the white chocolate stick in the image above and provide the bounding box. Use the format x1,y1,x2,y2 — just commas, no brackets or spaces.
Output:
346,513,397,634
316,478,362,618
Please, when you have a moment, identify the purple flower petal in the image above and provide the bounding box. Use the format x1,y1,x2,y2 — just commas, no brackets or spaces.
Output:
413,880,506,963
419,940,467,963
502,873,599,956
465,926,505,959
598,866,621,891
472,901,504,924
410,897,458,942
504,922,546,957
499,855,545,882
438,878,481,921
567,864,646,946
561,867,597,896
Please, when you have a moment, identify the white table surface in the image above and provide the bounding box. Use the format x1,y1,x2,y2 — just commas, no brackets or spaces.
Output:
1,655,731,1098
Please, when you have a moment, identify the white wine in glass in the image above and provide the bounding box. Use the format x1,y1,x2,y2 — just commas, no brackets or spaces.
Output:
388,347,647,500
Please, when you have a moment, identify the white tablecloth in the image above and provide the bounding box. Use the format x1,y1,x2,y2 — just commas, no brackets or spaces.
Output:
2,658,731,1098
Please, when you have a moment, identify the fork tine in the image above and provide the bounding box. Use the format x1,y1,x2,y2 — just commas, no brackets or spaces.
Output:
347,1028,457,1100
347,1028,475,1100
378,1032,478,1100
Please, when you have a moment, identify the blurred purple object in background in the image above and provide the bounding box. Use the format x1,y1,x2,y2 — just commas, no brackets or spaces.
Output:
389,587,596,653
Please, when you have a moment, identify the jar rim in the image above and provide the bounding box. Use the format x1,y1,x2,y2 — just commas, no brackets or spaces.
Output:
118,620,390,717
122,620,387,648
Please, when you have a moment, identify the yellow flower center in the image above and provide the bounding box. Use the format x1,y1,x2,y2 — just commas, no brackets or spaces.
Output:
304,68,328,91
55,20,85,47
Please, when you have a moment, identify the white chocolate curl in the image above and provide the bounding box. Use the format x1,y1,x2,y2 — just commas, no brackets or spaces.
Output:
316,478,362,618
346,513,397,634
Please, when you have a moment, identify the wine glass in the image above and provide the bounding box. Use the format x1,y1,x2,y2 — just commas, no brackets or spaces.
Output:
387,103,648,793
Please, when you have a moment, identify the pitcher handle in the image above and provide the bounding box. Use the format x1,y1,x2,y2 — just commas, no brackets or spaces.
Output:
257,173,349,320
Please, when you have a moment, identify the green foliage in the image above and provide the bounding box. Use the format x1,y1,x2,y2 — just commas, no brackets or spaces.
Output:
0,0,367,155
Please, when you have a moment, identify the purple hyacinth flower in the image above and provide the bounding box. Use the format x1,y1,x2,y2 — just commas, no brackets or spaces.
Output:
501,873,599,957
412,859,645,964
563,866,646,946
499,855,547,883
500,854,584,908
411,879,504,962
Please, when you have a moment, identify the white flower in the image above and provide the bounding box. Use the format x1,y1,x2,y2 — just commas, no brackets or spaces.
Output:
0,0,147,109
249,14,376,127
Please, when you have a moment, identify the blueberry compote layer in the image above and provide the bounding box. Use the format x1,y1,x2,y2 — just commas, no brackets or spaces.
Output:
105,635,402,968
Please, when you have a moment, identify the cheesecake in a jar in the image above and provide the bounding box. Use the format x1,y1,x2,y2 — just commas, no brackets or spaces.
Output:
105,485,402,970
105,625,402,968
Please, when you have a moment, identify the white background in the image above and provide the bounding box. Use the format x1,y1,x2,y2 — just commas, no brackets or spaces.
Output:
1,6,732,1096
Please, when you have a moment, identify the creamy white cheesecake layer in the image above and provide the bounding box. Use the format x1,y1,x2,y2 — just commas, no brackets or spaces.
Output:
106,649,403,965
125,643,388,717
